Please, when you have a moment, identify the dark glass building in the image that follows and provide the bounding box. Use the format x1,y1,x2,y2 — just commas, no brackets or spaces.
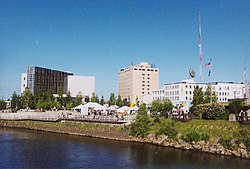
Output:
27,66,73,95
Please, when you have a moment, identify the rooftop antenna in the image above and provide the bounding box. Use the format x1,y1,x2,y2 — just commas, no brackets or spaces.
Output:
198,12,203,83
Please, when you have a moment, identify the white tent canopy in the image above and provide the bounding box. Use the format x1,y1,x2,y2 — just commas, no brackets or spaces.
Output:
117,106,131,113
73,102,104,115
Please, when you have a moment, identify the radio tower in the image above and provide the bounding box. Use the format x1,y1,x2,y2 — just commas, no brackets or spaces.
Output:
198,12,203,82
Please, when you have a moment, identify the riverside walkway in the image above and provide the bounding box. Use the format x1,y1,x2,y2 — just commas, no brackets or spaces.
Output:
0,111,136,124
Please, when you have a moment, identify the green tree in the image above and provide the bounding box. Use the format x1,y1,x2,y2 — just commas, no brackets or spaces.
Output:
90,92,97,102
75,92,83,106
65,91,72,105
66,102,74,110
21,87,34,109
192,86,204,106
36,99,45,110
135,96,139,107
108,93,116,106
150,100,162,118
161,99,174,117
100,95,105,105
0,100,7,110
204,86,218,103
58,86,64,108
11,92,22,111
130,103,151,138
116,95,123,107
228,99,243,115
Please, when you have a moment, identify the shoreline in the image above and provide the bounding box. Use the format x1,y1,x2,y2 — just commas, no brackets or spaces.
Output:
0,120,249,159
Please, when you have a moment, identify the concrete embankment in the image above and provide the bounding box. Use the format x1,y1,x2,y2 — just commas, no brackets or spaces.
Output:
0,120,249,159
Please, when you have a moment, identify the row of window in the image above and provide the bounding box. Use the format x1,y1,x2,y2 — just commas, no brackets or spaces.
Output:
134,68,158,72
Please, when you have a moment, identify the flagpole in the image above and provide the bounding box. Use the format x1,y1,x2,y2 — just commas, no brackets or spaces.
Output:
210,59,212,104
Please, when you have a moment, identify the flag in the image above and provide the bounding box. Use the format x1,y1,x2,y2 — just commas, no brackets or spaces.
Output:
205,62,212,69
208,70,211,76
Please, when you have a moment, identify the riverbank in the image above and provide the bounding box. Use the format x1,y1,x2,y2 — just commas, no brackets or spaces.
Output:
0,120,249,159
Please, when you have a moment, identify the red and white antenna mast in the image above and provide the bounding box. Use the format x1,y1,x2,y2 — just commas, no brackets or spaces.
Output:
198,12,203,82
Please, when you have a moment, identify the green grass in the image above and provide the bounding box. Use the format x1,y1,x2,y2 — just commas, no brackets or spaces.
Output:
149,118,250,141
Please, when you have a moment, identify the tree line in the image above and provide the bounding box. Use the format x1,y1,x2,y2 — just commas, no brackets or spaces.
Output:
5,88,137,112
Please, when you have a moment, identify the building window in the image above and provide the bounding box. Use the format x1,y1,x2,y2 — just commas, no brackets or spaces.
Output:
186,97,188,100
155,70,158,72
24,77,26,80
23,84,25,87
142,92,144,94
142,88,144,90
148,92,150,94
147,88,149,90
190,91,192,95
134,68,137,70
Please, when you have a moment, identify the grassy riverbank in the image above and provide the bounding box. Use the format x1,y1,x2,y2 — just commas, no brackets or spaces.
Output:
1,119,250,158
151,118,250,140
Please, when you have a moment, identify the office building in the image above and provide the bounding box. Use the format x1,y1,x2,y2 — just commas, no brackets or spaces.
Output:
67,76,95,97
118,62,159,103
21,66,95,98
152,79,245,112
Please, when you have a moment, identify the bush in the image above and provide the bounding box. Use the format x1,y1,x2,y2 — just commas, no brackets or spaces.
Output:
219,137,232,149
201,133,210,143
238,129,250,150
185,130,201,143
156,121,178,139
202,103,225,120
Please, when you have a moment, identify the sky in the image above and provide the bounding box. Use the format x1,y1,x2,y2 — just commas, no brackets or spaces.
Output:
0,0,250,100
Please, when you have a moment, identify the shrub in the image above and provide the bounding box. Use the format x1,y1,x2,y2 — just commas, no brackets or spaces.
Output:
202,103,225,120
185,130,201,143
201,133,210,143
154,116,160,124
219,137,232,149
156,121,178,139
238,129,250,150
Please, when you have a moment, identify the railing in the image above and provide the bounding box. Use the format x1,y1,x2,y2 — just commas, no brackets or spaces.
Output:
0,113,136,124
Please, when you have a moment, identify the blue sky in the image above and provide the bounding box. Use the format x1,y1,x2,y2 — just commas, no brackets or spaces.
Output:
0,0,250,100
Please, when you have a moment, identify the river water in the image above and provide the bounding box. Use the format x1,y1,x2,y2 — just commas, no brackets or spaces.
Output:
0,128,249,169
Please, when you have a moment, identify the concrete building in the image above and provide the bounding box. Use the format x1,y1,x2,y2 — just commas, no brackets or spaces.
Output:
21,73,27,94
152,79,245,112
21,66,95,98
245,83,250,99
118,62,159,103
68,76,95,97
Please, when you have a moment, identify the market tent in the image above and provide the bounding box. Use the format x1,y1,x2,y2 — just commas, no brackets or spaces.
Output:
117,106,131,114
73,102,104,115
73,104,88,115
108,105,118,111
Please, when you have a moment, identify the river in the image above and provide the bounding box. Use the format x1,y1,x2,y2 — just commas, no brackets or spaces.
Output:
0,127,249,169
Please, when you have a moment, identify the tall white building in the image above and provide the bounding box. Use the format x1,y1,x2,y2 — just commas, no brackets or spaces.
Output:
118,62,159,103
67,76,95,97
21,73,27,93
152,79,245,112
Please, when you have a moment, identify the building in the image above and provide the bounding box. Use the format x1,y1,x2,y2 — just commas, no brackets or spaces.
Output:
152,79,245,112
21,66,95,98
67,76,95,97
245,83,250,99
118,62,159,103
21,73,27,94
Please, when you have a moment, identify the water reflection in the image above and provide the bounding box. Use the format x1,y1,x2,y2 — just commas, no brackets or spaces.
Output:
0,128,249,169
